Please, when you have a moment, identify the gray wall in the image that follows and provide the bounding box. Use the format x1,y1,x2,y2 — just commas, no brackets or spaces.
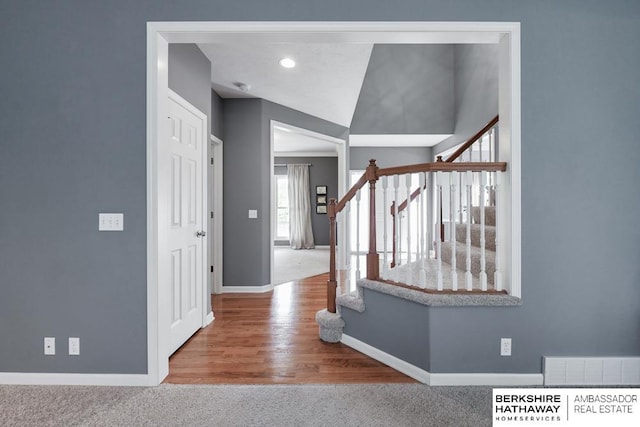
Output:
168,43,213,313
350,45,455,135
168,44,212,135
433,44,499,155
343,289,430,370
0,0,639,375
221,99,265,287
274,157,339,246
222,98,347,287
211,90,224,139
350,147,432,169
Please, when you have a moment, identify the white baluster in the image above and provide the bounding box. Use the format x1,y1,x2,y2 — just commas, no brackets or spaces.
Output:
480,171,488,291
465,171,473,291
355,188,361,281
381,176,388,279
426,172,433,261
494,171,503,291
450,171,458,291
396,175,403,267
393,174,400,281
336,203,355,291
405,174,413,284
436,171,443,291
419,172,426,288
458,169,463,223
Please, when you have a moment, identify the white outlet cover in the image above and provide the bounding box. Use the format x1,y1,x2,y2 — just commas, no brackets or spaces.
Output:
99,213,124,231
248,210,258,219
69,337,80,355
500,338,512,356
44,337,55,355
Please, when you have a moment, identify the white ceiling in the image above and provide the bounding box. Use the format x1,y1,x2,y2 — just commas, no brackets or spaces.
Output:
198,43,373,128
195,28,500,151
273,127,339,156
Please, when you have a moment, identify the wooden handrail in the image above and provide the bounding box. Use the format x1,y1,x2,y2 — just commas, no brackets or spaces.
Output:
445,115,498,163
335,172,367,213
378,161,506,178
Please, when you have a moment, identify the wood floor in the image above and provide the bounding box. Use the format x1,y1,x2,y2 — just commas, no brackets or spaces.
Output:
164,273,415,384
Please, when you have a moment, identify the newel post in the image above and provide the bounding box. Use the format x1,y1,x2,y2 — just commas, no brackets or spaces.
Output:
366,159,380,280
327,198,338,313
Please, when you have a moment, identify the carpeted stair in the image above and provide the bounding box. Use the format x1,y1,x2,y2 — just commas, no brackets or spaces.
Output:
440,206,496,286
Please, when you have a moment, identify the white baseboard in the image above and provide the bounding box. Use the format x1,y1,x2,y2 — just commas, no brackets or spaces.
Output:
205,311,214,326
0,373,151,386
222,284,274,293
341,334,430,383
429,373,543,386
341,334,543,386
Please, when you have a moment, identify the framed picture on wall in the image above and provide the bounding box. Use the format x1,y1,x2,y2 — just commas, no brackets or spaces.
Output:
316,185,327,195
316,195,327,204
316,205,327,214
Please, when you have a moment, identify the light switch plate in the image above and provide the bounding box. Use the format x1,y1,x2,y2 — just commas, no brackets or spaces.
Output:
248,210,258,219
99,213,124,231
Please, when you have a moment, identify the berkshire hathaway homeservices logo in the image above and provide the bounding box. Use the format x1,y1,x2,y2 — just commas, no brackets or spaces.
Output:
493,388,640,426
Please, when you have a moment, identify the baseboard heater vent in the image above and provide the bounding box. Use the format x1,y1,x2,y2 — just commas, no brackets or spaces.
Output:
544,357,640,386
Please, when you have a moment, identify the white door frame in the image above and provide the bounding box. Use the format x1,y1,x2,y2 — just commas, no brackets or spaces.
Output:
147,21,521,386
209,135,224,295
269,120,348,286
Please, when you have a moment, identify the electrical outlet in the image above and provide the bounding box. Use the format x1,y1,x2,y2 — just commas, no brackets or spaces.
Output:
99,213,124,231
500,338,512,356
69,337,80,355
44,337,55,355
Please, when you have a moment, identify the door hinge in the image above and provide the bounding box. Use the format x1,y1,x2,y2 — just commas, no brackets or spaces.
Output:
210,266,214,273
210,211,214,219
210,157,214,165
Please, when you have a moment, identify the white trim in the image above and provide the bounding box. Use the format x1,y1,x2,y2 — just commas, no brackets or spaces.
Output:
148,20,522,388
222,285,274,293
341,334,430,383
147,23,168,387
274,151,338,157
0,373,151,386
341,334,543,386
429,373,543,386
205,311,215,326
210,135,224,295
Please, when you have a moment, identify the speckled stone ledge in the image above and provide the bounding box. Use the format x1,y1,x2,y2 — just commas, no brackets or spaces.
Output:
339,278,521,308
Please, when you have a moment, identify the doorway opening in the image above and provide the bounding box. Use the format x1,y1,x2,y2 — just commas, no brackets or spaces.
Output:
148,21,521,386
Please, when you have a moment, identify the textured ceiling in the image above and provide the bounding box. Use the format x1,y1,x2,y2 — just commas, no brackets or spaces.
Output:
199,43,468,149
198,43,373,128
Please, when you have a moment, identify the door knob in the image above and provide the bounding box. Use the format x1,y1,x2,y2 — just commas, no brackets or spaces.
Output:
195,230,206,238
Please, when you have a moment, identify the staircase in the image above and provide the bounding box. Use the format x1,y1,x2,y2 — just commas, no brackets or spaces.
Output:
440,206,496,287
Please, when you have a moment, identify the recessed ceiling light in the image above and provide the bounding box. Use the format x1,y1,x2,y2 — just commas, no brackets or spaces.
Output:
279,57,296,68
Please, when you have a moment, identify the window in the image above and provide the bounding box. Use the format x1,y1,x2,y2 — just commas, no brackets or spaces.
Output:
275,175,290,240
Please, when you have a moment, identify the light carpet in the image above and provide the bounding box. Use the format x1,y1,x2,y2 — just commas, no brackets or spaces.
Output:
273,247,330,285
0,383,492,426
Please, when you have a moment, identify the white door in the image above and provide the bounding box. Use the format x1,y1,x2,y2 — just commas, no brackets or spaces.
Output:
167,92,207,355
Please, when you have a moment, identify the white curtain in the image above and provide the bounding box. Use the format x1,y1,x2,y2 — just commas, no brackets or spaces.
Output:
287,164,315,249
